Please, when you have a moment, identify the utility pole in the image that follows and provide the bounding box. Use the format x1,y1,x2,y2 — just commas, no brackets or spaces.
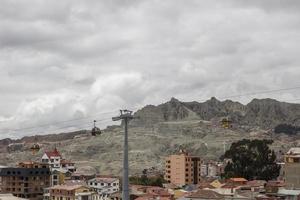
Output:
112,110,134,200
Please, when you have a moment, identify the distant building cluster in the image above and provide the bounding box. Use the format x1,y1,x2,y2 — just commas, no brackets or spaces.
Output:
3,147,300,200
0,148,120,200
160,148,300,200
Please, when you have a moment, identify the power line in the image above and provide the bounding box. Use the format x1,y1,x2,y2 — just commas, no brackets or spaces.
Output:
0,110,118,132
218,86,300,100
3,118,113,136
2,86,300,136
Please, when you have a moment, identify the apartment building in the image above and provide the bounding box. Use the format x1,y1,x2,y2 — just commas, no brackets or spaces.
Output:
0,161,51,200
87,177,119,196
284,147,300,189
49,185,99,200
164,149,201,186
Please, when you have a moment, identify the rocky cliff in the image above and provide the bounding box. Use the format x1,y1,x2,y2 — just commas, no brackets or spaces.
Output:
132,97,300,130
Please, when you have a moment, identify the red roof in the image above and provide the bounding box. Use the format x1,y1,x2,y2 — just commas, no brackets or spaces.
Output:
45,147,61,158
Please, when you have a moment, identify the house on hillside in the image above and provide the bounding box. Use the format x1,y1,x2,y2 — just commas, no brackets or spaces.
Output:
41,148,76,173
130,185,174,200
49,185,99,200
87,177,120,195
41,148,62,169
61,159,76,173
180,189,224,200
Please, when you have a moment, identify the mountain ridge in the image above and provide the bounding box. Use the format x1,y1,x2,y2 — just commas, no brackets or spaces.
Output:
132,97,300,130
1,97,300,175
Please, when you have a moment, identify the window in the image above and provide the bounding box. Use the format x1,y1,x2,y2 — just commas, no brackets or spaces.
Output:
94,182,97,186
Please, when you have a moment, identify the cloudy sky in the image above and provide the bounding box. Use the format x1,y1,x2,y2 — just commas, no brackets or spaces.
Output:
0,0,300,138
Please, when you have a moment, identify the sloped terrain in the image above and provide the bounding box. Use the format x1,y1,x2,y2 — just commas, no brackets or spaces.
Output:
0,97,300,175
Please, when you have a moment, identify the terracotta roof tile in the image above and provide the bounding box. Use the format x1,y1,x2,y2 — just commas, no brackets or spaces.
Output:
187,190,224,199
45,148,61,158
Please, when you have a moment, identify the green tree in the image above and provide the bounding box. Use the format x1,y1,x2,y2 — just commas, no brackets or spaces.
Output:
222,139,280,181
129,170,167,187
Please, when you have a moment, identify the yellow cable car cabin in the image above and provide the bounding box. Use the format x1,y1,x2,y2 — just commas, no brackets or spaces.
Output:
221,118,233,129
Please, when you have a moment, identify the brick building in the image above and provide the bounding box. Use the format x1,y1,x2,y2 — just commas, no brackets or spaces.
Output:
0,161,51,200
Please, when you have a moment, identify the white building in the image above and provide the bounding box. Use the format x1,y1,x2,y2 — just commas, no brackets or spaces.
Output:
41,147,62,168
200,161,224,178
41,148,76,172
41,148,76,187
88,177,120,196
61,159,76,172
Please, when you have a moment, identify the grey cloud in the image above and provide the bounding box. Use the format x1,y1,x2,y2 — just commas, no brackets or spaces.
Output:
0,0,300,138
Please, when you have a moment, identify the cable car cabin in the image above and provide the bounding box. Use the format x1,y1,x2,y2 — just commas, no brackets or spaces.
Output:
91,126,101,136
221,118,233,129
30,143,40,154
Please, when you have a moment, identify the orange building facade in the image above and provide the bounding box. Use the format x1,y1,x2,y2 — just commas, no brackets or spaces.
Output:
164,150,201,186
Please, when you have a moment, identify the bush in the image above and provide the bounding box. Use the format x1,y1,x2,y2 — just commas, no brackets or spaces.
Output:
274,124,300,135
